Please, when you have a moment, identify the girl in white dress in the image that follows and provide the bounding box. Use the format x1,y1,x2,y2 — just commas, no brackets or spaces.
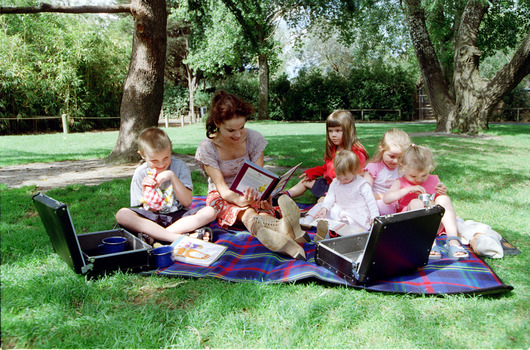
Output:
303,150,379,234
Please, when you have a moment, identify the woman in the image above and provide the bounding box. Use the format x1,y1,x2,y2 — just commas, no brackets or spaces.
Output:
195,90,308,260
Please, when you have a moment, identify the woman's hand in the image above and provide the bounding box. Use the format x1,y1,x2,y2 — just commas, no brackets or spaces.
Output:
238,187,260,207
258,197,273,211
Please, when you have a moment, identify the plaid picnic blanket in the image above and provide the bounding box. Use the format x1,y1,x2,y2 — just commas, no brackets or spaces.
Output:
156,197,513,296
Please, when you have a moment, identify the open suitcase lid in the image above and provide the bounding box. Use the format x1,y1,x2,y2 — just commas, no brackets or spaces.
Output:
32,193,89,274
356,205,445,283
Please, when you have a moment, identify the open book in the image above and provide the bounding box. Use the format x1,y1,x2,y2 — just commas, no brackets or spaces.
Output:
305,218,365,237
170,235,227,267
230,160,302,200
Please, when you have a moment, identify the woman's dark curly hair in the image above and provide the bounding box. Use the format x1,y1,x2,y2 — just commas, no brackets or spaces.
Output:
205,90,255,139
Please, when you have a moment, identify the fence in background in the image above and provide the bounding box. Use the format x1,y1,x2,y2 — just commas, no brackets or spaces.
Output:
347,109,403,121
0,109,208,134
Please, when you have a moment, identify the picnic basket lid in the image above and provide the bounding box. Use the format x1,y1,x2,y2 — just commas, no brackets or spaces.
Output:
32,193,88,274
357,205,445,283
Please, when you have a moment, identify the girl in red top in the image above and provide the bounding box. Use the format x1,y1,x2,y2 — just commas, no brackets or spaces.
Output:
282,110,368,201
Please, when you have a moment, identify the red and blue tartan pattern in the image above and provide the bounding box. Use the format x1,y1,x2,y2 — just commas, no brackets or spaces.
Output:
156,197,513,296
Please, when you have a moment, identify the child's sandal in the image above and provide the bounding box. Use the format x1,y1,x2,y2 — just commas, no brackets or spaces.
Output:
445,236,469,259
193,227,214,242
137,232,155,246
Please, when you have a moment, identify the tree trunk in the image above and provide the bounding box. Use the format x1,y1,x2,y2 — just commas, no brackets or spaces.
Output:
184,36,197,123
402,0,456,132
257,53,269,120
452,1,488,133
107,0,167,163
187,66,197,123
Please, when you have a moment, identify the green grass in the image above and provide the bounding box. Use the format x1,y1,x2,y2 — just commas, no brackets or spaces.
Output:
1,122,529,348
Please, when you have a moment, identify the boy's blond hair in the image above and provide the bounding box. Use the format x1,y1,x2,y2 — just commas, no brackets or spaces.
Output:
400,144,435,173
369,128,411,164
138,127,172,155
334,150,361,177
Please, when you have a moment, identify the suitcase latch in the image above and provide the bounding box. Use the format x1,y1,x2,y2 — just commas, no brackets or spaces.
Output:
81,263,94,274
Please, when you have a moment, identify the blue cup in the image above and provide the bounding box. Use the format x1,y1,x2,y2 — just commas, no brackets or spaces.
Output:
98,236,127,254
153,245,174,268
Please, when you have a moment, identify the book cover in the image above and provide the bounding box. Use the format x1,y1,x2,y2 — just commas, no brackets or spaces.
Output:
170,236,227,267
230,159,301,200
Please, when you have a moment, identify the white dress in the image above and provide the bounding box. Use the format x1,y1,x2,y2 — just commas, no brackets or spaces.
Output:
320,175,379,231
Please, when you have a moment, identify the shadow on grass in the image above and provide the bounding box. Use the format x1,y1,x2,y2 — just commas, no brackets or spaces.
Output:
0,148,113,167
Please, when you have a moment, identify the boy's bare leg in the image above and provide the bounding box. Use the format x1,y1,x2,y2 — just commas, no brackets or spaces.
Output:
165,206,217,235
116,207,216,243
116,208,183,242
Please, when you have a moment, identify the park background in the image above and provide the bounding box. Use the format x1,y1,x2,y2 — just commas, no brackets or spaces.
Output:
1,0,529,348
1,0,529,136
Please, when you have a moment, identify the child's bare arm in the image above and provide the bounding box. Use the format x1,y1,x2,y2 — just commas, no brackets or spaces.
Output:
383,180,425,204
298,173,311,183
157,170,193,207
362,171,375,186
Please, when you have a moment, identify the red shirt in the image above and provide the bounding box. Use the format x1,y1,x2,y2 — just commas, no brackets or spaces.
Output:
304,145,368,184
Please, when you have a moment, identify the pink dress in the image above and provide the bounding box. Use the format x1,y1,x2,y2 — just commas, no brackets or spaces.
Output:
397,174,440,212
321,176,379,232
363,160,399,215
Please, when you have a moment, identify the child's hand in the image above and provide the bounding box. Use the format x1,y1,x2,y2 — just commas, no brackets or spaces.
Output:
409,185,426,195
155,170,176,186
299,173,310,183
141,175,157,189
435,182,447,195
315,207,328,219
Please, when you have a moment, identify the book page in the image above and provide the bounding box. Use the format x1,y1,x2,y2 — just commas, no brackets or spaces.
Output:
233,166,277,199
170,236,227,267
309,218,364,236
270,163,302,198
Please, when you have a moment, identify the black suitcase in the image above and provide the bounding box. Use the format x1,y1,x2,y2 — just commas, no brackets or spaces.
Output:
316,205,445,285
32,193,155,278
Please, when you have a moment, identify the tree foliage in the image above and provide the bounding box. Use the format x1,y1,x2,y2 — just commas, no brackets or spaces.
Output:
0,6,131,133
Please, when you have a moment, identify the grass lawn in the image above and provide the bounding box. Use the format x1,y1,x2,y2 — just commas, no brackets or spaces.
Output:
1,122,529,348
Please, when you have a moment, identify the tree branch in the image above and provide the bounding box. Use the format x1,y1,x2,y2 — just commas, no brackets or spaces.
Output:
487,32,530,101
0,3,131,14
